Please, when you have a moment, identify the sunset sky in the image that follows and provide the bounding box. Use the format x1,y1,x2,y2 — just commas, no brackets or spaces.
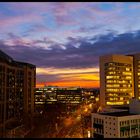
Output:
1,2,140,88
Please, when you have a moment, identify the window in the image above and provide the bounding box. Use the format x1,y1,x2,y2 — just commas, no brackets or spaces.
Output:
102,120,103,124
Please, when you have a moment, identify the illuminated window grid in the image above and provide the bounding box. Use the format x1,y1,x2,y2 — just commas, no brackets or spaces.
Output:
105,62,133,105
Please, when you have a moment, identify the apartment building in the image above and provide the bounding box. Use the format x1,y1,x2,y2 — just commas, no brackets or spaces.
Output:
0,50,36,137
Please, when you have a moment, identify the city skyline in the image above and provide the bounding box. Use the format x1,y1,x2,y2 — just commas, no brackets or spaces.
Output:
1,2,140,87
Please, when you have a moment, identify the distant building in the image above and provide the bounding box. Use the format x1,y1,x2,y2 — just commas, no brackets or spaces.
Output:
91,99,140,138
35,86,57,114
56,87,82,105
34,86,83,114
0,50,36,137
34,88,46,115
100,54,134,107
56,87,82,114
81,88,99,104
45,86,58,105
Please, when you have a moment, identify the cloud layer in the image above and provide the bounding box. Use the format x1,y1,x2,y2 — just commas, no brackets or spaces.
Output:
0,2,140,87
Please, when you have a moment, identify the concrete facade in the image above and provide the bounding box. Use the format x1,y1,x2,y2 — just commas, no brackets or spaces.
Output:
92,111,140,138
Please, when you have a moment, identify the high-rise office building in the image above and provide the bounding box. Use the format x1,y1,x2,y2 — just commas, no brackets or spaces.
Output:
0,50,36,137
100,54,134,107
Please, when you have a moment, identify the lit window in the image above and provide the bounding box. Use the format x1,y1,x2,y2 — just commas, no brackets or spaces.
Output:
138,73,140,76
138,85,140,88
122,72,132,75
106,101,124,105
125,76,132,80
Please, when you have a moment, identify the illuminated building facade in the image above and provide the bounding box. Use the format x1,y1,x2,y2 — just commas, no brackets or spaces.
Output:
100,55,134,106
34,88,46,114
35,86,82,114
35,86,82,105
45,86,57,105
35,86,57,114
35,86,57,105
56,87,82,114
0,50,36,137
82,88,99,104
56,87,82,105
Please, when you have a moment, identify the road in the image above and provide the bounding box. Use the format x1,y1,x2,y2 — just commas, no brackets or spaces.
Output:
24,101,98,138
53,101,97,138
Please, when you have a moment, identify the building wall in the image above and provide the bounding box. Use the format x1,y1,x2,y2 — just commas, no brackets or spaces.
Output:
129,98,140,114
23,65,36,116
0,62,25,137
92,113,140,138
100,54,134,107
34,88,46,115
92,113,119,138
104,116,119,138
118,115,140,138
57,88,82,105
0,51,36,137
133,53,140,99
91,113,104,138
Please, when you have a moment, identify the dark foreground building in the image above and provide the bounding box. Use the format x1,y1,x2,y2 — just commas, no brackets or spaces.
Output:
0,50,36,137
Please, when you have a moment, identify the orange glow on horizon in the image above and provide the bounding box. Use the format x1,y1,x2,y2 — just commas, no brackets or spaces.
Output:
36,67,100,88
36,80,99,88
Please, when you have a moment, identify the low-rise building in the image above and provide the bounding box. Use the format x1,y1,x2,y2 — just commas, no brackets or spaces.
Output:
34,89,46,115
91,99,140,138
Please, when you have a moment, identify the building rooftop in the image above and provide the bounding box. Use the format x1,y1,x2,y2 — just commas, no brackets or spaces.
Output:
0,49,35,68
0,50,13,63
16,61,36,69
99,111,137,117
